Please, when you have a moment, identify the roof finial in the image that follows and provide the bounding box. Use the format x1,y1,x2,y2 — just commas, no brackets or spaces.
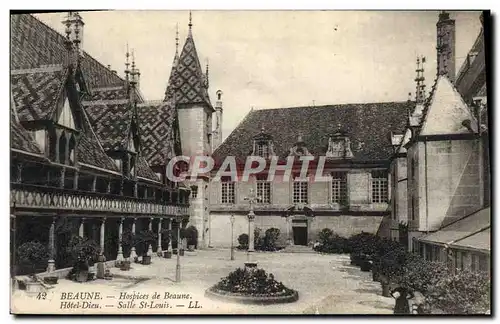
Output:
188,11,193,36
175,23,179,56
205,59,209,89
414,55,426,104
125,43,130,83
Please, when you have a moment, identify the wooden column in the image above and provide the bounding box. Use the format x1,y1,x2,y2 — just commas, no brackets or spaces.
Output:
92,176,97,192
117,217,124,261
134,183,138,198
157,218,162,255
130,218,137,260
79,217,85,237
15,162,23,183
64,133,70,165
47,217,56,273
106,179,111,194
59,167,66,189
73,171,79,190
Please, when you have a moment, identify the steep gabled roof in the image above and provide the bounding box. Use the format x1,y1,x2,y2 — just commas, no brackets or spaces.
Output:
11,14,123,89
213,101,412,162
419,76,477,136
82,99,133,152
10,92,44,156
137,100,179,167
11,65,67,122
169,30,211,107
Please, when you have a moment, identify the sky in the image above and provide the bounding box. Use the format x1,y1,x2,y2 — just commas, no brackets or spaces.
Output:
36,10,482,142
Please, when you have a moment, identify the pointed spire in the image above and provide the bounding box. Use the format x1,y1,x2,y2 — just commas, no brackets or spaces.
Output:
188,11,193,37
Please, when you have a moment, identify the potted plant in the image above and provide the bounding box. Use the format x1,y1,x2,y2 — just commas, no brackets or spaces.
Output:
67,236,99,283
17,241,49,292
161,229,172,259
186,226,198,251
134,230,157,265
119,230,133,270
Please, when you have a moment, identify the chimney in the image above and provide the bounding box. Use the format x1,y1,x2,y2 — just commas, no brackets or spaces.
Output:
436,11,456,82
212,90,223,151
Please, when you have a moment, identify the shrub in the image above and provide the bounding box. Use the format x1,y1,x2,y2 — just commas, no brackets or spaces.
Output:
425,269,490,314
133,230,158,256
237,233,249,250
17,241,49,277
213,267,295,297
314,228,349,254
261,228,281,251
318,228,334,244
186,225,198,247
254,227,264,250
67,236,99,264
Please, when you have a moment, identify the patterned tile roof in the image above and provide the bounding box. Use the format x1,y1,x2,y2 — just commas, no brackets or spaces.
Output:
11,14,124,89
10,65,67,122
10,95,44,156
82,100,132,151
168,32,211,107
136,156,160,181
137,100,179,167
213,102,412,162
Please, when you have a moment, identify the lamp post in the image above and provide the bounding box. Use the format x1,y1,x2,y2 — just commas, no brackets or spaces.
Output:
230,215,235,260
244,188,260,267
175,211,182,283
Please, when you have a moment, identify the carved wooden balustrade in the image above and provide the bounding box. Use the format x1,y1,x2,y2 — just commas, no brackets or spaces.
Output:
10,183,189,217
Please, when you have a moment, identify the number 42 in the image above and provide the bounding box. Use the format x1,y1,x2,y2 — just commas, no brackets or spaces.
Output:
36,292,47,300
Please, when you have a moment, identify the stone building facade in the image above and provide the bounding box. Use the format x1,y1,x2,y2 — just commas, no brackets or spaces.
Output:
388,11,490,273
208,102,412,248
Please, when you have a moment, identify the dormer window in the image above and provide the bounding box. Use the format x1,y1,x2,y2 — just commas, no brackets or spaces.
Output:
289,134,312,157
325,127,353,159
251,127,275,158
256,143,269,157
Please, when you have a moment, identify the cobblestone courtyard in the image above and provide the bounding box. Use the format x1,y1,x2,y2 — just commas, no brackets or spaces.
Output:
12,249,394,315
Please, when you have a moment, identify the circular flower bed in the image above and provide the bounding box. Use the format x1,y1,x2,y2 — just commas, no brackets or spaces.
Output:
205,267,299,305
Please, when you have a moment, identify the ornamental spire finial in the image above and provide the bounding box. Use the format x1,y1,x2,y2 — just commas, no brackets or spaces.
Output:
188,11,193,36
175,22,179,56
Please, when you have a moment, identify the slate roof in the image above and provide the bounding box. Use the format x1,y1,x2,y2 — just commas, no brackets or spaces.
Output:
137,100,179,167
168,30,211,107
10,65,67,122
10,95,44,156
213,102,412,162
82,99,133,151
11,14,124,89
136,156,160,181
451,227,490,252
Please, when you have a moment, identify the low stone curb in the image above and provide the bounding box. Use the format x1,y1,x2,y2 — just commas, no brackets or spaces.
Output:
204,287,299,305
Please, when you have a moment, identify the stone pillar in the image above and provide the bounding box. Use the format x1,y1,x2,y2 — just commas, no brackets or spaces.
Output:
248,211,255,252
47,217,56,273
147,217,153,256
167,218,173,252
99,218,106,260
117,217,124,262
130,218,137,259
157,218,162,255
79,217,85,237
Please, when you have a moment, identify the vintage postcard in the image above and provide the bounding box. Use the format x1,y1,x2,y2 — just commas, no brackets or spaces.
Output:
10,9,490,315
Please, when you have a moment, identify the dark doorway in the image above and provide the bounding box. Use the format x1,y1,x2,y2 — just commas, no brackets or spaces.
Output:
292,226,308,246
